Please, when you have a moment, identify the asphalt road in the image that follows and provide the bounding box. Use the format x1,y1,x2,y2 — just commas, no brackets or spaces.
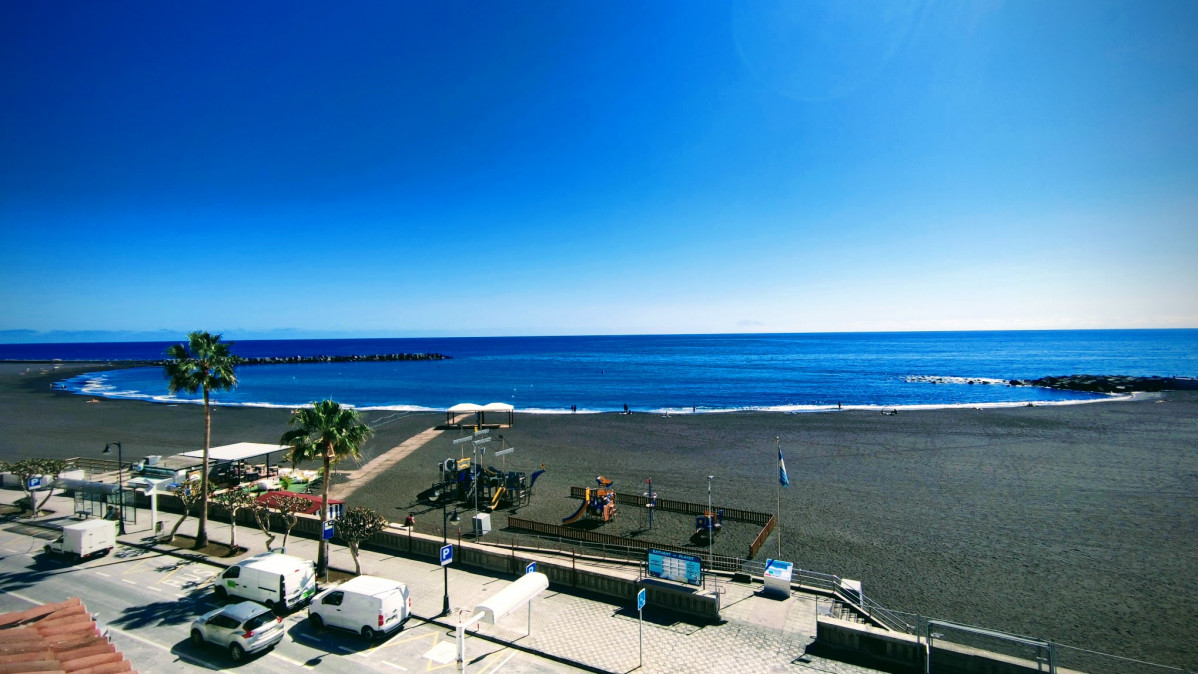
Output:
0,520,577,673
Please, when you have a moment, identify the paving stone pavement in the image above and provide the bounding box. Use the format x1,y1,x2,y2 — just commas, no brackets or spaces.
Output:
26,493,885,673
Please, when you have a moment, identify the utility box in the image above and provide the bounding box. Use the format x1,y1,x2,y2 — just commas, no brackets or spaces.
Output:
472,512,492,536
763,559,794,597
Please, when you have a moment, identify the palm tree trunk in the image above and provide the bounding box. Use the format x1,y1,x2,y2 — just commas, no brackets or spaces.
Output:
317,449,331,575
197,387,211,548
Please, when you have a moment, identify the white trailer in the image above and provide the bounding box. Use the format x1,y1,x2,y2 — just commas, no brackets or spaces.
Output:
44,519,117,562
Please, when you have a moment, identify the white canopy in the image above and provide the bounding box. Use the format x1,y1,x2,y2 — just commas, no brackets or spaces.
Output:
480,402,514,412
447,403,485,413
181,442,289,462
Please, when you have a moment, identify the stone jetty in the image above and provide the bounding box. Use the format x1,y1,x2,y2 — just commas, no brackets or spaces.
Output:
1008,374,1198,393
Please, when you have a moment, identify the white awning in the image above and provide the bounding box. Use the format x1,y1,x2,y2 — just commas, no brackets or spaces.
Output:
480,402,514,412
180,442,289,462
447,403,484,413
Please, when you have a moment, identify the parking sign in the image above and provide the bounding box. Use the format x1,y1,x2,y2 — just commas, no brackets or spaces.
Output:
525,561,536,575
637,588,646,611
440,544,453,566
322,520,334,540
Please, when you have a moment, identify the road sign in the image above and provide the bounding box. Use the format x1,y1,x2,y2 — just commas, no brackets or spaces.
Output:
637,588,646,611
322,520,334,540
525,561,536,575
440,544,453,566
27,476,42,490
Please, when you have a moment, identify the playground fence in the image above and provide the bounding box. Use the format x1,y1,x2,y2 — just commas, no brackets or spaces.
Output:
568,486,773,524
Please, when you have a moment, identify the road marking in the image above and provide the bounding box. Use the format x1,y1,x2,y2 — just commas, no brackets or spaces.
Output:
147,585,161,592
95,571,110,577
488,651,517,673
4,548,16,553
337,645,354,653
122,579,139,585
382,661,408,670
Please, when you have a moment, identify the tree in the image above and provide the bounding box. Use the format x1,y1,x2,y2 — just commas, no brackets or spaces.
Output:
167,478,212,542
0,459,68,517
250,502,276,552
213,488,255,552
334,506,389,575
280,399,373,575
270,493,311,551
163,331,238,549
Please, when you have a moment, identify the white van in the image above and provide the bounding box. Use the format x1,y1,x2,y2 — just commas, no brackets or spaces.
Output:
215,552,317,610
307,575,411,639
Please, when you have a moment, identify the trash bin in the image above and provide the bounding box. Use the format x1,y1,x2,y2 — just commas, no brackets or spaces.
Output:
155,521,164,535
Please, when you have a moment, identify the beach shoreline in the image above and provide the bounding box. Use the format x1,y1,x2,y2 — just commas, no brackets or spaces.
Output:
1,362,1195,669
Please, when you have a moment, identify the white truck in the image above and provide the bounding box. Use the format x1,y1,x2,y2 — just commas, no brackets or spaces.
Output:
44,519,117,562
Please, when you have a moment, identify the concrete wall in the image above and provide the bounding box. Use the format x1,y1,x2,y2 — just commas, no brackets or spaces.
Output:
817,615,925,673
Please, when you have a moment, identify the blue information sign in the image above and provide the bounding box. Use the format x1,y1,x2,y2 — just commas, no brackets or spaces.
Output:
647,548,702,586
637,588,646,611
525,561,537,575
440,544,453,566
322,520,334,540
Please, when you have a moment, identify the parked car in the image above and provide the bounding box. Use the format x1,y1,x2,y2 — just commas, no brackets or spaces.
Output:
214,552,317,610
308,575,411,639
190,601,285,662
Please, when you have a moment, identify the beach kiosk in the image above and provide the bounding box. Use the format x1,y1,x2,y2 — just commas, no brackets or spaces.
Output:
763,558,794,597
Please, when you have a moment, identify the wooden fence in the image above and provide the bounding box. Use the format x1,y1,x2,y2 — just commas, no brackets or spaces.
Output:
748,515,776,559
568,486,773,525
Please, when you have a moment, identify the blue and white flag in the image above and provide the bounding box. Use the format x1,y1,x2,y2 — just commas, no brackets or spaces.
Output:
778,447,790,487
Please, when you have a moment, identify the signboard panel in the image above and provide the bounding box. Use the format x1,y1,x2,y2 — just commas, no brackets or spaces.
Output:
525,561,536,575
637,588,646,611
647,548,701,586
440,544,453,566
322,520,334,540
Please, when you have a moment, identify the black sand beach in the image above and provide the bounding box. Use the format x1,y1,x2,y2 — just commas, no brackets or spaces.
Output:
2,363,1195,669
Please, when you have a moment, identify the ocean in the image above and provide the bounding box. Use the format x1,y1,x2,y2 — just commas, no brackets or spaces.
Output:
3,330,1195,412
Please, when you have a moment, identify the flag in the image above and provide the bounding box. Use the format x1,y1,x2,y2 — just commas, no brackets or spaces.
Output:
778,447,790,487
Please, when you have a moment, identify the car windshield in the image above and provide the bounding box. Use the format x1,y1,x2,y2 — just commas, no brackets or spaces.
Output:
243,612,274,631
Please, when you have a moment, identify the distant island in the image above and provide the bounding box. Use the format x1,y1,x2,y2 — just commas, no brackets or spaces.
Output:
1009,374,1198,393
227,353,450,365
2,353,451,365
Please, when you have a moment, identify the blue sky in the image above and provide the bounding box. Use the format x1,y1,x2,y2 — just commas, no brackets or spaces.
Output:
2,1,1196,341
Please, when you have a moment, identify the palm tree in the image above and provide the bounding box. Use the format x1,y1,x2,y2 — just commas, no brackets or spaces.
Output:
281,399,373,575
163,331,238,548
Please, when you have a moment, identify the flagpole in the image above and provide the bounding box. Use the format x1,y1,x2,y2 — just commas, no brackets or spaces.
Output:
776,436,781,558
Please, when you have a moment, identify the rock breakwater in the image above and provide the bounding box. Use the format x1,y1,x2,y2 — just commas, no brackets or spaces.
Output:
1008,374,1198,393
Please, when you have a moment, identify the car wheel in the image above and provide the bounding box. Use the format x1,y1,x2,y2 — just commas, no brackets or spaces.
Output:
190,629,204,647
229,643,245,662
214,585,228,601
309,613,324,630
361,626,376,640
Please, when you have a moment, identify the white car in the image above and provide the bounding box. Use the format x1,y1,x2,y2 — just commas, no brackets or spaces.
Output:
190,601,285,662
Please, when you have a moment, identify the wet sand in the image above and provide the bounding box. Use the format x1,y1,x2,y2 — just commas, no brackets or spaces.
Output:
1,362,1195,669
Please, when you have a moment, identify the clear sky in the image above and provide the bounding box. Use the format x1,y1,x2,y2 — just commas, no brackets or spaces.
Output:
2,1,1196,341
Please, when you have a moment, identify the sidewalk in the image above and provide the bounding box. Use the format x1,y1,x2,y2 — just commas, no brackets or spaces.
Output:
26,493,882,674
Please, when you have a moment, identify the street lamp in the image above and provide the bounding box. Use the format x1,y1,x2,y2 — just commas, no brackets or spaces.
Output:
707,475,714,592
102,442,126,535
441,503,460,616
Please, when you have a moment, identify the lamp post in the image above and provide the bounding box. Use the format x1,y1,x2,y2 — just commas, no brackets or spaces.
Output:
441,502,459,616
102,442,126,535
707,475,714,592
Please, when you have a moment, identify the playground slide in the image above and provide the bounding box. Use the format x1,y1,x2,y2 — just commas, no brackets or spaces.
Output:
529,469,545,490
561,497,588,525
488,486,505,511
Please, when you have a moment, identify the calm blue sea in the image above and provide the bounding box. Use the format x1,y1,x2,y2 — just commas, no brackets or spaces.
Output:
3,331,1196,413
